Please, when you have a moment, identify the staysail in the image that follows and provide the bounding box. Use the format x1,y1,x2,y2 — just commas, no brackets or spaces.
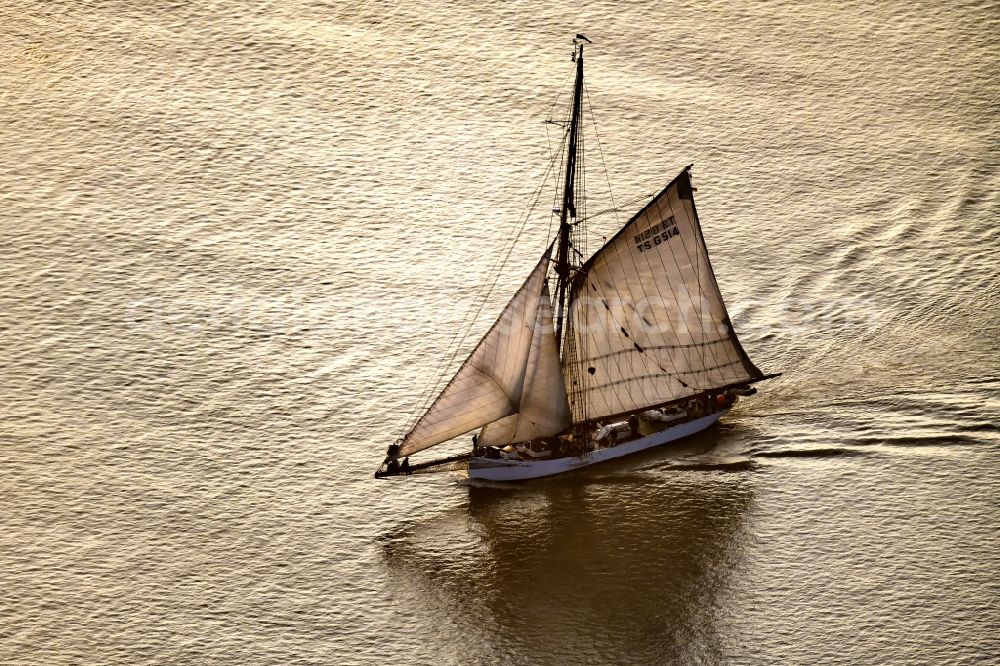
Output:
565,166,762,422
477,280,571,446
399,251,569,457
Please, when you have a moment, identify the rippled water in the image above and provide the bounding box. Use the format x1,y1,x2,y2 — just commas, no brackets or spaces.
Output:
2,1,998,664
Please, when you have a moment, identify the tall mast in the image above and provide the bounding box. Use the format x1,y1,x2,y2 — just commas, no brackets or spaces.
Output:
554,37,586,353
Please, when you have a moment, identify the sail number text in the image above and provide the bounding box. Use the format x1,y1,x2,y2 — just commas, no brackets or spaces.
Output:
635,216,679,252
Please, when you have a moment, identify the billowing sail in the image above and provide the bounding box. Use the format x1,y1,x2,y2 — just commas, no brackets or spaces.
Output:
399,253,563,457
477,281,571,446
565,166,762,422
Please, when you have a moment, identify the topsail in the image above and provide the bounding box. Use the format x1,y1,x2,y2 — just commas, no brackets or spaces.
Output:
564,167,762,423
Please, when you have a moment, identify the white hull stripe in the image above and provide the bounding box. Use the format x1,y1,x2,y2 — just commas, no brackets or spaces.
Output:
468,409,728,481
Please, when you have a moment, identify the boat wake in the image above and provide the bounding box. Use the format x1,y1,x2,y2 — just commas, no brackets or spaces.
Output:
662,458,756,472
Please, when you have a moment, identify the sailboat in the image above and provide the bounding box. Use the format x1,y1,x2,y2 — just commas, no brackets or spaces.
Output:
376,36,778,482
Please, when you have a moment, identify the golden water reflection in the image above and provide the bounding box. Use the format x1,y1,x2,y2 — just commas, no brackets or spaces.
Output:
381,456,755,663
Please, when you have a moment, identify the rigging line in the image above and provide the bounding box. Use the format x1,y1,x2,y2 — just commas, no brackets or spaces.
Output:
578,112,587,259
547,129,570,243
587,276,678,406
544,122,555,185
649,191,711,381
675,176,744,386
545,62,577,235
566,89,592,417
657,182,718,375
685,176,758,380
547,85,575,345
408,126,562,430
550,84,575,216
619,182,710,390
586,337,732,361
567,109,644,416
605,213,672,409
686,171,710,373
416,278,558,440
407,207,553,435
543,66,576,173
592,200,688,409
575,261,653,415
582,280,697,402
546,65,576,126
410,164,552,414
401,158,557,433
399,265,550,454
579,193,655,224
584,81,621,229
594,170,711,394
408,60,584,435
578,84,656,415
586,359,745,391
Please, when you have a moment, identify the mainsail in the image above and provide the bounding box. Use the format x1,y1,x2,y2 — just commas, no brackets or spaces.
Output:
564,166,762,423
399,252,570,457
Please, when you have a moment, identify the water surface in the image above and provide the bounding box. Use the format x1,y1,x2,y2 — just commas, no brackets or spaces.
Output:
2,1,998,664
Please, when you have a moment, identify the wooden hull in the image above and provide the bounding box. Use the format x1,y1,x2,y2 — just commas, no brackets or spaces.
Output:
467,409,728,481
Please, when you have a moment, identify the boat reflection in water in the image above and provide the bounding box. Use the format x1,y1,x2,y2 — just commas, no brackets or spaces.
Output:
378,431,755,664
